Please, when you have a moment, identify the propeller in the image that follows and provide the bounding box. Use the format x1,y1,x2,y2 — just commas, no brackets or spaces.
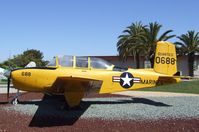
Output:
4,70,11,99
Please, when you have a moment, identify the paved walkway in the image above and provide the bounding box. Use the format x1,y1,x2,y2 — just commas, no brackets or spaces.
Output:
0,84,19,93
113,91,199,97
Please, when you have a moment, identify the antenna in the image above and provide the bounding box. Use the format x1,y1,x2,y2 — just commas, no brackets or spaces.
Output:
9,50,12,59
8,50,11,69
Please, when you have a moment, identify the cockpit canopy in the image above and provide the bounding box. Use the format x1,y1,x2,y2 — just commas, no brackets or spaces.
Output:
47,55,113,70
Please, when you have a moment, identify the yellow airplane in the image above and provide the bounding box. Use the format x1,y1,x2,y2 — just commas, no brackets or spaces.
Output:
4,41,180,107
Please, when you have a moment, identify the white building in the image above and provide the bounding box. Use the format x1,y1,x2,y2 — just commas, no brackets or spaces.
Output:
95,55,199,77
0,67,6,80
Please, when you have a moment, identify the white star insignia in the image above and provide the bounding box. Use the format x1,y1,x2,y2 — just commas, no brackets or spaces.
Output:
121,73,133,86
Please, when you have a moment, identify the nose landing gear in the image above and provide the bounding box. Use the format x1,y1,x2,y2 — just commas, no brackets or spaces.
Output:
9,90,21,105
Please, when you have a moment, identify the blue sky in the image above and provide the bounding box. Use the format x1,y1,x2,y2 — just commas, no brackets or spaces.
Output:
0,0,199,62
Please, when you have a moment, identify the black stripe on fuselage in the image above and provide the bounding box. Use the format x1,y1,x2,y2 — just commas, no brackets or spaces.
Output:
12,67,57,71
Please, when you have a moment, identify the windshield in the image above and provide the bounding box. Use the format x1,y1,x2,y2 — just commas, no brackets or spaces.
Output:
47,55,74,67
47,57,56,67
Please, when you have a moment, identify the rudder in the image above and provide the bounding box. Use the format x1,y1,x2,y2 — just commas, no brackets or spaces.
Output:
154,41,177,75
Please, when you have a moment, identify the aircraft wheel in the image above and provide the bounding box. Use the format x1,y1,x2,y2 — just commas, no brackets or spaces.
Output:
11,98,19,105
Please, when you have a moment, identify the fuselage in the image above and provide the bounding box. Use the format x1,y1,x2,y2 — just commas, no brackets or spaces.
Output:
11,66,180,94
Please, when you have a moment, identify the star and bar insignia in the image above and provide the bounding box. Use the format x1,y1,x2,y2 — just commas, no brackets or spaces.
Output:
112,72,141,88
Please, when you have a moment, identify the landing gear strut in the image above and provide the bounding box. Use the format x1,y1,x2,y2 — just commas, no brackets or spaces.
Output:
11,98,19,105
9,90,21,105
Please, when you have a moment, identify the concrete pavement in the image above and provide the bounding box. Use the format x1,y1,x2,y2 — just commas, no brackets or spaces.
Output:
0,84,19,93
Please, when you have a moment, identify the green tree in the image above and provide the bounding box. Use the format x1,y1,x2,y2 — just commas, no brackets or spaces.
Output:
0,49,48,69
140,22,175,68
117,21,145,68
175,31,199,76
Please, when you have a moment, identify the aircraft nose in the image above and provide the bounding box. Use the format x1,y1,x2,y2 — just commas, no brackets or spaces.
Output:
11,70,20,80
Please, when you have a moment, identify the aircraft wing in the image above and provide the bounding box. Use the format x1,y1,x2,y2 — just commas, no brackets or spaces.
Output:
158,75,198,84
50,75,102,93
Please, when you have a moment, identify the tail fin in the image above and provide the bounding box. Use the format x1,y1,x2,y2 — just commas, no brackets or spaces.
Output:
154,41,177,75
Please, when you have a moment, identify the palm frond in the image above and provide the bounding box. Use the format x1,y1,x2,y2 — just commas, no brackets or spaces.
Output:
176,30,199,54
158,30,175,41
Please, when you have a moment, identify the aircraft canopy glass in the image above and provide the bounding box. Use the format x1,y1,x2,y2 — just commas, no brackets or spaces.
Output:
59,56,73,67
90,57,112,69
47,57,56,67
47,55,113,69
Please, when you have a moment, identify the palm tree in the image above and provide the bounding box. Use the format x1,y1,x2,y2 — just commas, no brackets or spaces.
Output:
117,21,145,68
175,31,199,76
139,22,175,68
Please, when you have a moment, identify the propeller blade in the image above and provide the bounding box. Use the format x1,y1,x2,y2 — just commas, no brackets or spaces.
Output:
4,70,11,99
7,77,10,98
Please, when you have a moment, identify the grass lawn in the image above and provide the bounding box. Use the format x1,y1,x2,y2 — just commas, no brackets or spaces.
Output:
137,81,199,94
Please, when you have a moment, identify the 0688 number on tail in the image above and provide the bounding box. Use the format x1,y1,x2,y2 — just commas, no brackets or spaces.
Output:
155,57,176,65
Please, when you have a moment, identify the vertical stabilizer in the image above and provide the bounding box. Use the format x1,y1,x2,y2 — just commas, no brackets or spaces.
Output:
154,41,177,75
